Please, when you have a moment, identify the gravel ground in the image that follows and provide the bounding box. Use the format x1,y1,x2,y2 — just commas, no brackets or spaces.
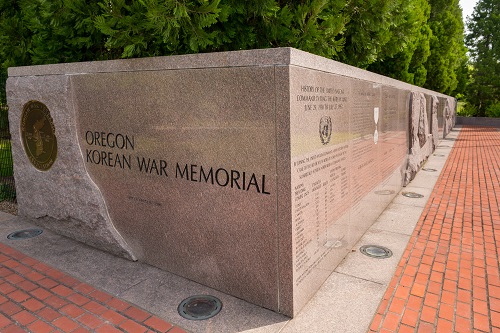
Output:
0,201,17,215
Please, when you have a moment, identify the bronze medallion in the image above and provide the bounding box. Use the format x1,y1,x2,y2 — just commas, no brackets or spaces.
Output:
20,101,57,171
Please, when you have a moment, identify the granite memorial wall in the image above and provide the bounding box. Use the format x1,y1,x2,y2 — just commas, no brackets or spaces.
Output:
6,48,456,317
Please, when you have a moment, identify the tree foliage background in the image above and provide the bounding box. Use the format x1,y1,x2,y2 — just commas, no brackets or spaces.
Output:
423,0,468,95
465,0,499,117
0,0,468,105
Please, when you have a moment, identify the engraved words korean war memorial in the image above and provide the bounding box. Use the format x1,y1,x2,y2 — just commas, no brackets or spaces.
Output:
84,130,270,194
6,48,455,317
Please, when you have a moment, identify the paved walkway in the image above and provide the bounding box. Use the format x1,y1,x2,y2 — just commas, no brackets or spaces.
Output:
0,242,187,333
0,125,498,333
370,126,500,333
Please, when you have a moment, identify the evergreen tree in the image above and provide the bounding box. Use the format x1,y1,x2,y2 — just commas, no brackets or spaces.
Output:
0,0,29,104
0,0,107,67
465,0,500,116
28,0,109,64
423,0,468,95
0,0,470,99
367,0,432,86
93,0,225,57
0,1,31,70
92,0,348,59
336,0,403,68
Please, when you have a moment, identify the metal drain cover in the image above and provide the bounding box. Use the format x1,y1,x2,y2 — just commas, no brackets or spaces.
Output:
422,168,437,172
360,245,393,259
178,295,222,320
7,229,43,240
402,191,424,198
375,189,395,195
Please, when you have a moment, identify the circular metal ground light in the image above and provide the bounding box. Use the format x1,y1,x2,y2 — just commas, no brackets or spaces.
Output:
375,189,395,195
402,191,424,198
360,245,393,259
422,168,437,172
178,295,222,320
433,154,445,157
7,229,43,240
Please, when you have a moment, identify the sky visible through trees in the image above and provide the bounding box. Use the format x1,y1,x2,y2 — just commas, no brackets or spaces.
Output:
460,0,478,22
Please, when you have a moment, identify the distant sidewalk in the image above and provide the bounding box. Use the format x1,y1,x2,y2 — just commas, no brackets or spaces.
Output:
369,125,500,333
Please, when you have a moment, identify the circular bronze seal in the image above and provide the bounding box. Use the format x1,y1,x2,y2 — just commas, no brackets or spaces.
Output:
20,101,57,171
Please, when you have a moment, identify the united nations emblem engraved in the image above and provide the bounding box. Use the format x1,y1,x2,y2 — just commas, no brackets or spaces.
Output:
319,116,332,145
20,101,57,171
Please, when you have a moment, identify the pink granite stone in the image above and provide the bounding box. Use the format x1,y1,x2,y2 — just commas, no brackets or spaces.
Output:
7,48,456,317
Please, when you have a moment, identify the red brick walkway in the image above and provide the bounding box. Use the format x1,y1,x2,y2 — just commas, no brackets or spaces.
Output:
370,126,500,333
0,243,188,333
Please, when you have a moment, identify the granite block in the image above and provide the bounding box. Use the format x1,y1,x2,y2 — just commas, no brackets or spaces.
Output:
456,116,500,127
289,66,353,314
444,97,455,138
405,92,434,185
437,96,446,139
280,272,386,333
73,67,279,311
370,203,423,236
7,47,456,317
430,95,439,149
335,228,410,285
6,76,135,260
275,65,293,316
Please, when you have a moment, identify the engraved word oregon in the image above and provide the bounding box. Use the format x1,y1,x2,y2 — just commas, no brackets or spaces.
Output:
84,130,270,195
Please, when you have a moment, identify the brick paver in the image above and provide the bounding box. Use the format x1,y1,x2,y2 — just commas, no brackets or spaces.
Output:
370,126,500,332
2,125,499,333
0,243,186,333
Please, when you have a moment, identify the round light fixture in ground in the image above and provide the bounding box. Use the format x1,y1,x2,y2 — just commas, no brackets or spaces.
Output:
402,191,424,198
359,245,393,259
433,154,445,157
422,168,437,172
178,295,222,320
7,229,43,240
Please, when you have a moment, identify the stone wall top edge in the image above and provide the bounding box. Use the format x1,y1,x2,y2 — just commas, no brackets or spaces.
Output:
8,47,454,99
287,48,454,99
7,48,293,77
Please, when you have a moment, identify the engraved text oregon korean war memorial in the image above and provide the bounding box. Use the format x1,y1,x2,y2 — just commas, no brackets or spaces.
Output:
6,48,456,317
